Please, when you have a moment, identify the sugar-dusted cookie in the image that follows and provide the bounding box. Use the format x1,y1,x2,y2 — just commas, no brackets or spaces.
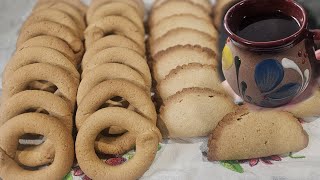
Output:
149,0,211,27
207,107,309,161
82,47,151,88
158,63,224,100
150,28,217,56
159,88,236,138
150,14,217,42
87,2,144,32
85,16,144,49
153,0,211,14
153,45,217,82
17,21,83,55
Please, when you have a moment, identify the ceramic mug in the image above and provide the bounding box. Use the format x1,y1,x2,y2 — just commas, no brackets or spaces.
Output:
222,0,320,108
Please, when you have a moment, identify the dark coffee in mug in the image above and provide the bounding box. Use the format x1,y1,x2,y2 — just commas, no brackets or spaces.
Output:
236,11,300,42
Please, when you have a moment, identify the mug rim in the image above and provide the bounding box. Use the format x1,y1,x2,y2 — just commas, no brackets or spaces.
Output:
224,0,307,49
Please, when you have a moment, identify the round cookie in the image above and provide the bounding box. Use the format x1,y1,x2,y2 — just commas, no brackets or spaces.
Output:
76,107,161,180
17,35,76,63
82,35,145,69
150,14,217,42
82,47,151,88
150,28,217,57
3,47,79,82
21,8,83,39
159,88,236,138
153,0,211,14
77,63,148,104
153,45,217,82
0,113,74,180
33,1,86,30
16,21,83,55
84,16,145,49
88,0,145,20
207,107,309,161
87,2,144,33
149,0,211,26
157,63,224,100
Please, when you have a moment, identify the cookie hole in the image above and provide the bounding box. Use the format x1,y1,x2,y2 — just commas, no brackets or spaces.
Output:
23,108,50,115
27,81,58,93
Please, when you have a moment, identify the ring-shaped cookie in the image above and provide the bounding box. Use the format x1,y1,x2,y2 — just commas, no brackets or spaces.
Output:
84,16,144,49
88,0,144,20
88,2,144,33
76,107,161,180
82,47,151,88
0,113,74,180
21,9,83,39
3,47,79,82
33,2,86,30
152,0,211,14
77,63,148,104
18,35,76,62
2,63,79,109
36,0,87,15
16,21,83,54
82,35,145,69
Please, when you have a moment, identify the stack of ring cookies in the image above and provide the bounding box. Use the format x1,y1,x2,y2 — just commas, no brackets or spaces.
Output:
0,0,86,179
76,0,162,179
148,0,237,138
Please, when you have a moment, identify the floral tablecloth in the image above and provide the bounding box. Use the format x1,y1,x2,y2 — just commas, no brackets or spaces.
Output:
0,0,320,180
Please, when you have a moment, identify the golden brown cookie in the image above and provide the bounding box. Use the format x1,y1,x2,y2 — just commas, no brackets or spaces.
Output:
150,14,217,42
82,47,151,88
33,1,86,31
17,35,76,63
87,2,144,33
88,0,145,20
207,107,309,161
286,88,320,119
36,0,88,15
153,0,211,14
150,28,217,57
149,0,211,27
0,113,74,180
157,63,224,100
76,107,161,180
153,45,217,82
159,88,236,138
2,63,79,109
3,47,79,83
84,16,145,49
82,35,145,69
16,21,83,55
77,63,148,104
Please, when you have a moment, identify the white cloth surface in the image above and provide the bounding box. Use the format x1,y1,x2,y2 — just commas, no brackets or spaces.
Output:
0,0,319,180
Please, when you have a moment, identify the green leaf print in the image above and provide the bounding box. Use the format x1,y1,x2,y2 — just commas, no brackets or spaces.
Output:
289,152,306,159
62,172,72,180
219,160,244,173
158,144,162,151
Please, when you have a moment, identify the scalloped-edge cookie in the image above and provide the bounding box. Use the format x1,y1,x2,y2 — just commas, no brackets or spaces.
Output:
158,63,224,100
286,87,320,119
159,88,236,138
153,0,211,14
150,14,217,42
153,45,217,82
150,28,217,56
149,0,211,26
207,107,309,161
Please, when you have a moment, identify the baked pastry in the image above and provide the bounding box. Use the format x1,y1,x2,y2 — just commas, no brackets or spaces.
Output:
157,63,224,100
207,107,309,161
152,45,217,82
152,0,211,13
149,0,211,26
150,14,217,41
150,28,217,57
159,88,236,138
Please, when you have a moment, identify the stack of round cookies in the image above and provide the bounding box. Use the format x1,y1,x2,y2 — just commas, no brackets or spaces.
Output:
75,1,161,179
148,0,237,138
0,0,86,179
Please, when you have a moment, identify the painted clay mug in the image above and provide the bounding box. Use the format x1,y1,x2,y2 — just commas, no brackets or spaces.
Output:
222,0,320,108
